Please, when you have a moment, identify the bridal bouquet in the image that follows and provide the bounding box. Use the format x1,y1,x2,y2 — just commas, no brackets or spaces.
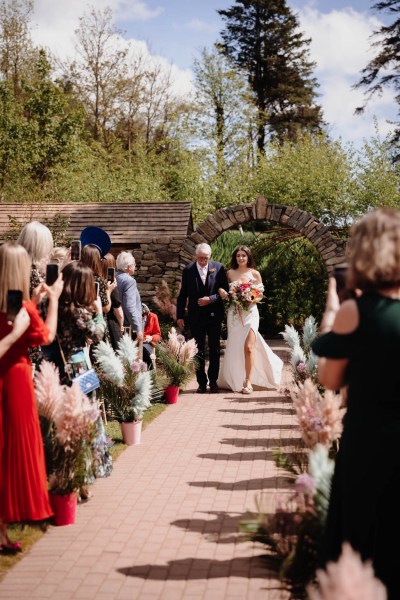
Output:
227,280,264,313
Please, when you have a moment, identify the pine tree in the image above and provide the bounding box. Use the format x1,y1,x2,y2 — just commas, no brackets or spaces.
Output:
218,0,323,153
355,1,400,151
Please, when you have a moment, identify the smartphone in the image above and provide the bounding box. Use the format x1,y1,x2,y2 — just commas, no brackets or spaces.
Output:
70,240,81,261
123,325,131,336
107,267,115,283
7,290,23,323
46,263,59,286
95,281,100,297
333,265,356,303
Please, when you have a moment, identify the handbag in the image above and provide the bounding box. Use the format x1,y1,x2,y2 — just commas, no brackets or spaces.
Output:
57,338,100,395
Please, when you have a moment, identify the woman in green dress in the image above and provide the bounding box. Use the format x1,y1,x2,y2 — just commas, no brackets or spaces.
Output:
312,207,400,599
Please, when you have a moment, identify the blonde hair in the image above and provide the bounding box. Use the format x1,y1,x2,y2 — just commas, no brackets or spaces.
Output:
347,208,400,291
50,247,69,269
17,221,53,268
0,243,31,312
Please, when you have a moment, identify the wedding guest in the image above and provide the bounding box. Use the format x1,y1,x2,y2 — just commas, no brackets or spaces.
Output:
312,208,400,599
17,221,54,295
80,245,112,314
102,253,124,350
176,243,228,394
142,303,161,367
17,221,54,366
0,242,63,553
55,261,112,485
116,252,143,342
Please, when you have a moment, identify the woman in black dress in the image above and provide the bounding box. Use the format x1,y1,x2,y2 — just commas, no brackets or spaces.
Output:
312,208,400,598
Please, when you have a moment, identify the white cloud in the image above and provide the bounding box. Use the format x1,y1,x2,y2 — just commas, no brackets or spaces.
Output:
30,0,191,98
184,18,218,34
296,5,397,144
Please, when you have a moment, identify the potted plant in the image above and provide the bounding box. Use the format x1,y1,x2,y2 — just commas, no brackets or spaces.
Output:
156,328,198,404
35,361,100,525
93,334,153,445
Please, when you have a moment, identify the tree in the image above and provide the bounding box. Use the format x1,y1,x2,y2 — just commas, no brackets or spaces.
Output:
355,0,400,151
66,6,128,147
0,0,37,98
218,0,324,152
192,46,257,180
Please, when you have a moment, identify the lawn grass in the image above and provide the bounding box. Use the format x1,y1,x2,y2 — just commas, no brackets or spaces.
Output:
0,401,167,581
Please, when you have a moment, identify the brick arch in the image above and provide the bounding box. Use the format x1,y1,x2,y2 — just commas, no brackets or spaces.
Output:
180,196,345,272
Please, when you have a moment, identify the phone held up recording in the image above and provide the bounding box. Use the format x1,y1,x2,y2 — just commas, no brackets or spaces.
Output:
46,263,59,286
107,267,115,283
333,265,356,304
70,240,81,261
7,290,23,323
95,281,100,297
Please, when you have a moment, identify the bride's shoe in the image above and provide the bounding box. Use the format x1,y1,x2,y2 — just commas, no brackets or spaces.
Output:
242,384,253,394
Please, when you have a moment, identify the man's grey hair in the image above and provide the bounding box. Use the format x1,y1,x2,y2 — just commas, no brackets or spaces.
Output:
116,251,136,271
195,243,212,257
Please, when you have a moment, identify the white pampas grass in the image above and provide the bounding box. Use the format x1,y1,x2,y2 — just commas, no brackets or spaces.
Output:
116,334,138,367
35,360,65,422
93,340,125,386
302,316,318,352
281,324,301,350
133,371,153,420
308,543,387,600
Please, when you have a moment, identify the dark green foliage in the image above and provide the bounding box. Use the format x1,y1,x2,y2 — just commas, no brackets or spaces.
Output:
218,0,323,151
355,1,400,152
253,233,327,334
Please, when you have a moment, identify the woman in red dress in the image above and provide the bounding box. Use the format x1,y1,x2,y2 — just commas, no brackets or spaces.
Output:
0,242,63,553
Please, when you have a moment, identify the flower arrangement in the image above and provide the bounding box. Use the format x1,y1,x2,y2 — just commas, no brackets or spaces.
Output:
35,361,100,494
241,444,334,598
93,334,153,423
281,316,319,387
308,543,387,600
293,378,346,450
227,279,264,313
156,327,198,388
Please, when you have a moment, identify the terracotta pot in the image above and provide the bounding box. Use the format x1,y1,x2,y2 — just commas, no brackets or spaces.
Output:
50,492,77,526
121,419,142,445
164,385,179,404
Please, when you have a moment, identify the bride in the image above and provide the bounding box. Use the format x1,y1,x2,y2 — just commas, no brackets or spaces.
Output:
217,246,283,394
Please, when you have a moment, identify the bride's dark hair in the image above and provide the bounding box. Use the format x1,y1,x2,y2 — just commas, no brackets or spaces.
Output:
230,245,255,269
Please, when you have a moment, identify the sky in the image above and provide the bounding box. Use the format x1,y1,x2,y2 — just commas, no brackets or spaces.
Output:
29,0,397,147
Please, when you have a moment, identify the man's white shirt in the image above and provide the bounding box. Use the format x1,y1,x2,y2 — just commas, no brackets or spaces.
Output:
197,263,208,285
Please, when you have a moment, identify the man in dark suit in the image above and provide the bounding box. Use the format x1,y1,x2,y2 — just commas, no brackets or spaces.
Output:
177,243,229,394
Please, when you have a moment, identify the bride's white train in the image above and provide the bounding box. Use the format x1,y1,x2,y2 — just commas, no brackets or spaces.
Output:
217,302,283,392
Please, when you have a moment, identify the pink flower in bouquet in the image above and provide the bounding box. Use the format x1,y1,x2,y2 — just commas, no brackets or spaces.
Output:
296,361,306,373
227,280,264,313
295,473,316,496
131,361,141,373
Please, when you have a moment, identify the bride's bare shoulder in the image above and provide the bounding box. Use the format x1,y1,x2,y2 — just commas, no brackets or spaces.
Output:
251,269,262,282
227,268,238,282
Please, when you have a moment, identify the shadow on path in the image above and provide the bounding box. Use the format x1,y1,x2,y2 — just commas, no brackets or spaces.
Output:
198,450,276,461
219,437,300,448
218,408,295,415
117,555,281,582
188,477,291,492
220,424,298,431
170,510,257,543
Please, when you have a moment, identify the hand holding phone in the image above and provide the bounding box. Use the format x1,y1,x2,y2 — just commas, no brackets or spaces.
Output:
107,267,115,283
7,290,23,323
333,264,356,303
70,240,81,261
46,263,59,286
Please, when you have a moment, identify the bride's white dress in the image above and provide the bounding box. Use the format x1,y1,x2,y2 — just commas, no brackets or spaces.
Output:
217,303,283,392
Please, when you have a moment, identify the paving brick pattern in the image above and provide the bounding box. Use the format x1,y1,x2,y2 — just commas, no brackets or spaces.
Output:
0,341,294,599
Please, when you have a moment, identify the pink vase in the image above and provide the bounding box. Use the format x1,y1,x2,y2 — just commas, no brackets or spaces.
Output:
164,385,179,404
50,492,77,526
121,420,142,445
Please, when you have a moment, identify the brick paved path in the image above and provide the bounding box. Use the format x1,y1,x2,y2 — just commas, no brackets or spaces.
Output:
0,341,295,600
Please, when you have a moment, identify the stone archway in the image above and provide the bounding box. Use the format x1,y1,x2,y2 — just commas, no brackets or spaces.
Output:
180,196,346,272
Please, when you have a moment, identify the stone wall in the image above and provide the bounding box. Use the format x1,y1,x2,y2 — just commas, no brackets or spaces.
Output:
131,197,346,305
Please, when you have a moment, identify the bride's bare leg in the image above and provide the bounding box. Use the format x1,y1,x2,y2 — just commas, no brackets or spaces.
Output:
243,329,256,387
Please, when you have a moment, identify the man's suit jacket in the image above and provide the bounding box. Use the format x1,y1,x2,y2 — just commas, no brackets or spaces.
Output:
176,261,228,327
116,270,142,333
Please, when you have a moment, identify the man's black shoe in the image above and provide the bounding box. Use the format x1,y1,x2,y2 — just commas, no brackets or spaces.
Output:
209,384,219,394
197,386,207,394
